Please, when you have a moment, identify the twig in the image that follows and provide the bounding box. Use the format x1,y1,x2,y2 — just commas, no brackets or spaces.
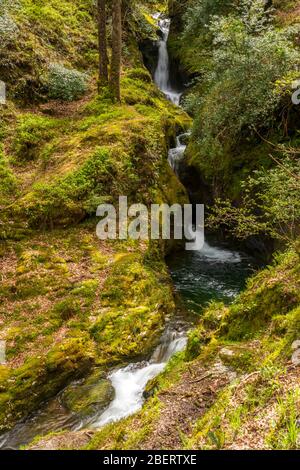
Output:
188,372,213,384
253,127,300,155
268,153,300,181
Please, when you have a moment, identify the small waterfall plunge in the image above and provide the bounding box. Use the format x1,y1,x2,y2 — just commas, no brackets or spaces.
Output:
91,329,187,428
154,17,182,106
168,132,191,175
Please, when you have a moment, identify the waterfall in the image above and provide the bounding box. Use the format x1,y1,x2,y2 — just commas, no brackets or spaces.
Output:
154,19,171,91
153,15,187,169
90,328,187,428
168,132,190,174
154,17,182,106
86,17,189,430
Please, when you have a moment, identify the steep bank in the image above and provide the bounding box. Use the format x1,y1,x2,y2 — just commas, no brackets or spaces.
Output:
167,0,300,257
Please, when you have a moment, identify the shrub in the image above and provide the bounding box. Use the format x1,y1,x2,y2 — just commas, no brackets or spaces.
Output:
182,0,299,179
208,156,300,242
46,63,88,102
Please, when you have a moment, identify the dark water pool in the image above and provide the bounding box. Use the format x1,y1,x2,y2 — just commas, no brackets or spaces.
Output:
167,240,257,315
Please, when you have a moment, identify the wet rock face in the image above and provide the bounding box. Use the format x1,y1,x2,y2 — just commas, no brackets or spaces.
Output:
139,40,159,77
61,370,115,418
177,161,212,207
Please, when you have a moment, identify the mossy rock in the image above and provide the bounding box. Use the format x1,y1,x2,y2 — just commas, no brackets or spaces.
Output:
0,337,95,433
218,346,256,373
61,370,114,418
126,68,152,83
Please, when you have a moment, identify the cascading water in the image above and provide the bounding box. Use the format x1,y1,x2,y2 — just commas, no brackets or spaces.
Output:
153,16,187,170
90,329,187,428
154,14,256,314
92,14,255,430
154,19,170,91
168,132,190,175
88,18,194,431
154,17,182,106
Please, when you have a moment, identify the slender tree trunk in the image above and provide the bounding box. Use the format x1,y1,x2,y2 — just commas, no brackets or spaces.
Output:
110,0,122,102
97,0,109,90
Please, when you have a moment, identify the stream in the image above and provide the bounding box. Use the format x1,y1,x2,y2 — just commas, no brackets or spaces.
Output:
0,14,256,450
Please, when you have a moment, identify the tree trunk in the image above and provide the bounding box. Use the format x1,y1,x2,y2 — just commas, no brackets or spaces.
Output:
97,0,108,89
110,0,122,102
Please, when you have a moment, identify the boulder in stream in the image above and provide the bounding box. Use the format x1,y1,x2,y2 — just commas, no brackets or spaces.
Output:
61,369,115,418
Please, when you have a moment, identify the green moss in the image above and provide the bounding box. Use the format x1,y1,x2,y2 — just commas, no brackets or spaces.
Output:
12,114,63,162
90,253,175,364
0,337,95,432
1,0,97,100
52,298,82,321
61,369,114,417
126,68,153,84
218,250,300,340
0,143,17,205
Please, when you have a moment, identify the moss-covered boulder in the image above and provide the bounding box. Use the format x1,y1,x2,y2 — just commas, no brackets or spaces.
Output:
0,337,95,433
61,370,114,418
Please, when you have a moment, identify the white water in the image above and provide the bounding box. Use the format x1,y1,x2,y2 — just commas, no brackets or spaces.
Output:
92,330,187,428
88,15,189,431
154,17,182,106
200,242,242,263
86,14,191,432
168,132,190,173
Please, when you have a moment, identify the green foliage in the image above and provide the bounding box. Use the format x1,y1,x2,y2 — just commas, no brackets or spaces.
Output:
181,0,300,243
266,388,300,449
208,157,300,241
184,1,298,164
0,0,97,100
46,63,88,102
182,0,233,67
